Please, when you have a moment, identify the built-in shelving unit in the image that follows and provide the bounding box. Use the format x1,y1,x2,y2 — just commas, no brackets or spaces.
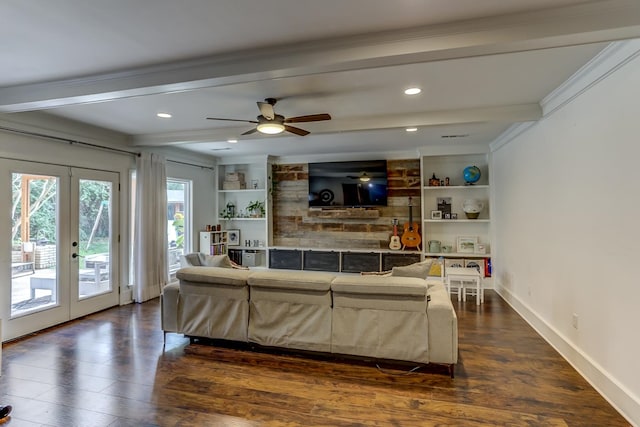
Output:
216,156,273,267
420,153,492,279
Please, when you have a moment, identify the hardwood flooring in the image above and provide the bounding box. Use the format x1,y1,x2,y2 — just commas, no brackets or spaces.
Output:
0,290,629,426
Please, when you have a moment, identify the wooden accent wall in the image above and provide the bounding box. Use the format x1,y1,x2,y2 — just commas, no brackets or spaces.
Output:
272,159,421,249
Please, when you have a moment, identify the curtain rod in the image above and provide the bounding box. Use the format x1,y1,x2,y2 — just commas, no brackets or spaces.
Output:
167,159,215,171
0,125,216,171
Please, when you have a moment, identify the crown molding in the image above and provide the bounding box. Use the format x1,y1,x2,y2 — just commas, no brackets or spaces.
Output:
541,39,640,116
489,122,537,152
490,38,640,152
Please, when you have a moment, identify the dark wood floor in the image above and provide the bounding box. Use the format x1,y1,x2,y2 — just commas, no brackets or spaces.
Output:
0,290,629,426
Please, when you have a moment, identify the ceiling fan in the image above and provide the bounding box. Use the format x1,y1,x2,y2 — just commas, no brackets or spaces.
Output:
206,98,331,136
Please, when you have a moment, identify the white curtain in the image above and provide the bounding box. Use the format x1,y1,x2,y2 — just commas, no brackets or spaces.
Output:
133,152,168,302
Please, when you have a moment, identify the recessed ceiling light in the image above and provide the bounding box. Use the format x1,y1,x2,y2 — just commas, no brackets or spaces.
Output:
227,139,238,144
404,87,421,95
157,112,172,118
406,127,418,132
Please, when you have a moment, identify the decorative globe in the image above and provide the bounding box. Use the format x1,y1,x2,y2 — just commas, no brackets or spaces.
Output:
463,165,481,185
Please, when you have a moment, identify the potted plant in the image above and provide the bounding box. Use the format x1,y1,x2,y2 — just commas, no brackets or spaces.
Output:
220,202,236,220
246,200,265,218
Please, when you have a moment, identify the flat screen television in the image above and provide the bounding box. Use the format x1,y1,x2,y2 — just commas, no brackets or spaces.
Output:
308,160,388,207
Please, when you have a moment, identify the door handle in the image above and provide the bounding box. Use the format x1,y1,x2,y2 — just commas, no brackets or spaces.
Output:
72,253,84,259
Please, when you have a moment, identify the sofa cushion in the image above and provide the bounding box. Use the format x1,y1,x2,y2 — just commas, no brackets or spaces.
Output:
202,254,233,268
248,270,335,291
181,252,203,267
176,266,250,287
391,259,433,279
331,275,427,297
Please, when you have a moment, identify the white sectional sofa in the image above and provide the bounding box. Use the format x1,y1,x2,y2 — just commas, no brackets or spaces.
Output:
161,255,458,376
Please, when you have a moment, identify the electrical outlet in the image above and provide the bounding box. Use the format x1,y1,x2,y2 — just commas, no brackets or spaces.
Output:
572,313,579,329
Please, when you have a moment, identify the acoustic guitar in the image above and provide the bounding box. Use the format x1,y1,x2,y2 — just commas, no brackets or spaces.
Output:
389,218,401,250
401,196,421,250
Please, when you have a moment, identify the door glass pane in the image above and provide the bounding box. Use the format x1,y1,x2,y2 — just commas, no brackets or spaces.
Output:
11,173,59,317
78,179,112,299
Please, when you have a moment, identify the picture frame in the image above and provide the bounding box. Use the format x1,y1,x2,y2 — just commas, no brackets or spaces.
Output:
443,213,451,219
227,229,240,246
457,236,478,253
437,197,452,217
431,210,442,220
451,213,458,220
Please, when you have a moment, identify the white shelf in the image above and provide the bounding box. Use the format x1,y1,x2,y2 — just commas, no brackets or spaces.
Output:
423,185,489,190
424,219,490,223
228,246,267,251
219,217,266,221
218,189,265,193
425,252,491,257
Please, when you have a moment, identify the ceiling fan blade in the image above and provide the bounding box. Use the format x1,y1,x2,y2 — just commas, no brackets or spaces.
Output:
257,101,275,120
207,117,258,124
284,125,310,136
284,113,331,123
242,128,258,135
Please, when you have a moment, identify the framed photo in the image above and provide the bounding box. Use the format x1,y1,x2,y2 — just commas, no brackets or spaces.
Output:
437,197,452,217
451,213,458,220
227,229,240,246
431,210,442,220
443,213,451,219
457,236,478,253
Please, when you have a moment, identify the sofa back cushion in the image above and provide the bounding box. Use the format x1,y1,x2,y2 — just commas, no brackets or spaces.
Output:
331,275,427,298
181,253,203,267
176,266,250,287
248,270,335,292
202,254,233,268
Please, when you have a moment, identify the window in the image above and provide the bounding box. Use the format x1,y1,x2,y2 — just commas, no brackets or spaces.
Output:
129,173,192,283
167,178,191,276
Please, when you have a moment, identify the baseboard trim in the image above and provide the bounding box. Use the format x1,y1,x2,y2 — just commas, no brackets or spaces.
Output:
494,285,639,426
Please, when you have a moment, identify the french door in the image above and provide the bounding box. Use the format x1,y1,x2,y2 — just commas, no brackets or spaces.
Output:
1,160,119,340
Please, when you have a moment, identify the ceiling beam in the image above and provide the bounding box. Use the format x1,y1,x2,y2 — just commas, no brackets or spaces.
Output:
131,103,542,146
1,0,639,113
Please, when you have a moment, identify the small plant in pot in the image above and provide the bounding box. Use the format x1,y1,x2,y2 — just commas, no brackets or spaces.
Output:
246,200,265,218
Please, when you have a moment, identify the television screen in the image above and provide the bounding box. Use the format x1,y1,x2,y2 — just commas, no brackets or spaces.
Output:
308,160,388,207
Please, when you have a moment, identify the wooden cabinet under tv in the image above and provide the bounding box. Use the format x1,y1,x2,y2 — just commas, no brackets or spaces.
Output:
268,248,421,273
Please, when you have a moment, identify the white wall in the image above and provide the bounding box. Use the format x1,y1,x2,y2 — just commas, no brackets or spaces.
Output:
491,46,640,424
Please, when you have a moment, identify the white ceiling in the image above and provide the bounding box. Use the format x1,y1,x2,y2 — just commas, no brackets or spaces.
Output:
2,0,640,160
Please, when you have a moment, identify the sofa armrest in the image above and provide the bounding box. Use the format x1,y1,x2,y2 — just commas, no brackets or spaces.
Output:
427,284,458,364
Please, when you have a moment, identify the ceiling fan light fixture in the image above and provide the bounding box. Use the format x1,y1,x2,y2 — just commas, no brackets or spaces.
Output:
359,172,371,182
256,122,285,134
